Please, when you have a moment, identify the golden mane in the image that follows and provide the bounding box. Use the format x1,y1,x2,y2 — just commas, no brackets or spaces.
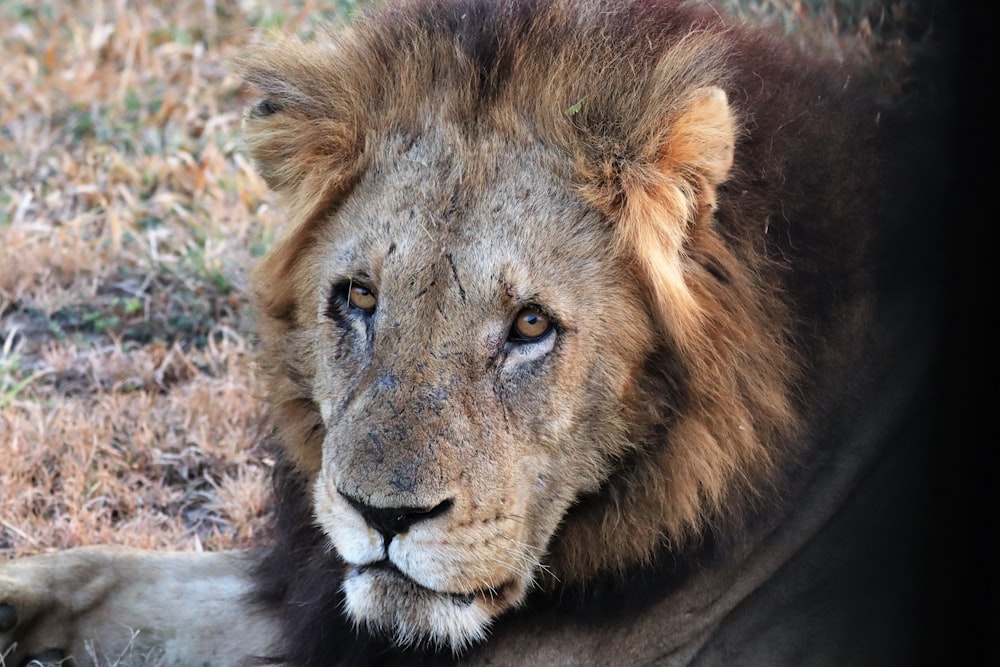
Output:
241,0,873,584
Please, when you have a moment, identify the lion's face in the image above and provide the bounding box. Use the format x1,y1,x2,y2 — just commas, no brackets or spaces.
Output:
245,5,803,652
293,132,652,647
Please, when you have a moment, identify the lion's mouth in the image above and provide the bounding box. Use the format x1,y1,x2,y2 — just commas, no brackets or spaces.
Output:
349,560,515,606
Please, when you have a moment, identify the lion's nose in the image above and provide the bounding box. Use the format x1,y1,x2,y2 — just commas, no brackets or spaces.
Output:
339,491,454,538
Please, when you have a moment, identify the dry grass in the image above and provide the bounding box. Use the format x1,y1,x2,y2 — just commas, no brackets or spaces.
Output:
0,0,915,558
0,0,360,556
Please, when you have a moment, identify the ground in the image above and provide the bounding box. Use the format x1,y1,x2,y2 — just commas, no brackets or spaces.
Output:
1,0,362,557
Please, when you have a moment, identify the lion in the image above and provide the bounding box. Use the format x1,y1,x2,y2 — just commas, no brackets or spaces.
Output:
0,0,951,665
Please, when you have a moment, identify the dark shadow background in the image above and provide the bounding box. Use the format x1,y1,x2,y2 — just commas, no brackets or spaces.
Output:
925,1,995,664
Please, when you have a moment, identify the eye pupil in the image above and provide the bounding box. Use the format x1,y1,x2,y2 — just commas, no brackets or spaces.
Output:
348,284,377,312
513,308,550,340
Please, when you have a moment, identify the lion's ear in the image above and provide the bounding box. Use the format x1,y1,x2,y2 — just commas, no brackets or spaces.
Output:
614,86,736,346
658,86,736,209
239,42,365,219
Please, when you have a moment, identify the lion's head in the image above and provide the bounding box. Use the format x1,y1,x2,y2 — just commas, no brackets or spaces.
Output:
243,0,808,651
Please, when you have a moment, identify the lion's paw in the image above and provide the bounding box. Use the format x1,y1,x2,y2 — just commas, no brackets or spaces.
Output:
0,576,77,667
2,547,277,667
1,554,93,667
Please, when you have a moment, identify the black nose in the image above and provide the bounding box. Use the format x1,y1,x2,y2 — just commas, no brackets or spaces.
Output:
339,491,453,538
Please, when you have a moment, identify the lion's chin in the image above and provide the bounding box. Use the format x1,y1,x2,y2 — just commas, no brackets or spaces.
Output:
342,564,522,651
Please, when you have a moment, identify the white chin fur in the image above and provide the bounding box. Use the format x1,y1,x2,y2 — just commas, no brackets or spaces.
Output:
343,569,495,651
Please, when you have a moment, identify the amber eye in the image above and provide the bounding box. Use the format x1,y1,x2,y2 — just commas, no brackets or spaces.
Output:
348,283,377,312
511,307,551,341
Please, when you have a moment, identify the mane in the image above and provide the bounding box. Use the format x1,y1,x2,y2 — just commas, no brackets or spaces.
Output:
243,0,898,662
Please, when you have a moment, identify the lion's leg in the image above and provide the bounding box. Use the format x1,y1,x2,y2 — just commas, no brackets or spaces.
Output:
0,546,279,667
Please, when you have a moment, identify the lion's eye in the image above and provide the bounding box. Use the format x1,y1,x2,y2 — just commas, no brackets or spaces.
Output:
348,283,377,313
510,307,552,342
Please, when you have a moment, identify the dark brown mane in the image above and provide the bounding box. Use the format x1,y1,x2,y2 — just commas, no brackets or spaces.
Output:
240,1,937,664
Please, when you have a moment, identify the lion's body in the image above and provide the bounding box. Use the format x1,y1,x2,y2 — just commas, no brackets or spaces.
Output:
1,1,949,665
